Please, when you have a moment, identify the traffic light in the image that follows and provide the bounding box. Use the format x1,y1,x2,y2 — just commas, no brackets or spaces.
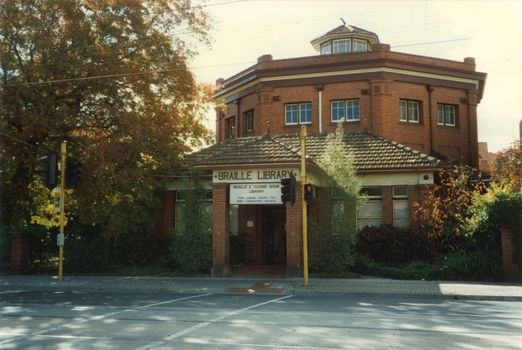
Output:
39,152,58,189
304,183,315,202
65,157,82,188
280,173,296,205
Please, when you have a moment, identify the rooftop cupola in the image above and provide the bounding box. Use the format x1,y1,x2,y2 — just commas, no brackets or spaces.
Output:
311,21,380,55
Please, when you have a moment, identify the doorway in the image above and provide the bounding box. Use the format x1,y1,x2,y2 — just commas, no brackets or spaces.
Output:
262,207,286,265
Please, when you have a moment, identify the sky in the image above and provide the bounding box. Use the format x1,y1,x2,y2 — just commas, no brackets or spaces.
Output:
190,0,522,153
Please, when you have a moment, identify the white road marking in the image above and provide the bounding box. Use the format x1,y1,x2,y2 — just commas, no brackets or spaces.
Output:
134,294,295,350
0,293,213,345
0,290,28,295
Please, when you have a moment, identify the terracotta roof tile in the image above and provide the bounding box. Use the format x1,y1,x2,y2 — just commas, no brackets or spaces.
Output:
186,131,445,171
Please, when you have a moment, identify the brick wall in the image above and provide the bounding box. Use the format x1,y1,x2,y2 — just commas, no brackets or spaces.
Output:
286,183,303,277
155,191,175,241
10,232,29,275
211,183,230,276
500,225,521,282
216,47,484,168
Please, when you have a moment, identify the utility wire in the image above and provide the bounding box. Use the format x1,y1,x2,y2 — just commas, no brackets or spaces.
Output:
0,131,50,153
2,61,253,87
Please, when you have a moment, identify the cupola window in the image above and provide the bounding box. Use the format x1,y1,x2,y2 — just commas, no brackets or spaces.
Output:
353,39,368,52
333,39,351,53
320,42,331,55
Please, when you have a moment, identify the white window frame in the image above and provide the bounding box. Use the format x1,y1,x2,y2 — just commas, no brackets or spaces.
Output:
230,204,239,234
353,39,368,52
392,186,408,228
357,187,383,230
400,100,420,123
333,39,351,53
393,200,409,228
346,100,360,121
331,99,360,122
437,104,456,126
285,104,298,125
392,186,408,198
286,103,312,125
321,42,331,55
245,110,254,132
331,101,345,122
300,103,312,124
227,116,235,137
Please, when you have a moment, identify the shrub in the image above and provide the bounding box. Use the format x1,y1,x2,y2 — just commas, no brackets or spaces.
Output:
468,184,522,264
168,173,212,273
356,224,435,264
170,228,211,273
429,250,504,281
352,251,504,282
308,228,356,275
64,233,109,273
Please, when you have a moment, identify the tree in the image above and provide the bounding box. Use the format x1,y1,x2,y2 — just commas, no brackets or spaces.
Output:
414,166,484,253
308,124,364,274
491,140,522,192
0,0,215,234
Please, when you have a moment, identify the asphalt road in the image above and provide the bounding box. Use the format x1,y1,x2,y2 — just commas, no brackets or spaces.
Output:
1,290,521,349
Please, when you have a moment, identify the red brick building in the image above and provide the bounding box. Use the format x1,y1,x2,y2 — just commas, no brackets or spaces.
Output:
158,24,487,277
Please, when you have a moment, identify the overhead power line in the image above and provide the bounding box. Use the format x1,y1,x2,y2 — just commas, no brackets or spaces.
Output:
2,61,253,87
0,131,49,153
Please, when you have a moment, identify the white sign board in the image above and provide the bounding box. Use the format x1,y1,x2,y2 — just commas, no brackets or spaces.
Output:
214,169,299,183
230,183,282,204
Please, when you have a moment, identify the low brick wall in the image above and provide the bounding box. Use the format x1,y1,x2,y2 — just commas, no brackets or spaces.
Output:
501,225,521,282
10,232,29,275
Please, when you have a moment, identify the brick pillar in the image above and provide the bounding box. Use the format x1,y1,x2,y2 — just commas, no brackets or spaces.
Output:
369,79,394,137
155,190,175,241
382,186,393,225
211,183,231,277
286,183,303,277
500,225,521,282
10,232,29,275
467,90,479,169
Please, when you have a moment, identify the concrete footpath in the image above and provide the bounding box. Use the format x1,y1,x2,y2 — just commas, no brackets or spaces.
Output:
1,275,521,301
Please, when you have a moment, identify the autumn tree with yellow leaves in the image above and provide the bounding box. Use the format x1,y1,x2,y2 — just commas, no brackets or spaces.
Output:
0,0,215,235
414,166,485,253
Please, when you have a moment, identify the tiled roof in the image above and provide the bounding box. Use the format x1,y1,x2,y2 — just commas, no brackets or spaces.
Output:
324,24,378,37
311,24,379,44
186,131,445,171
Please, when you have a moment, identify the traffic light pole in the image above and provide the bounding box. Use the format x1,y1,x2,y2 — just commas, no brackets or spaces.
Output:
58,141,66,282
300,126,309,287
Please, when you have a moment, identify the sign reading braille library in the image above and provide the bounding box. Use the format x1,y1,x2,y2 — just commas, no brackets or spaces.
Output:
213,169,299,183
230,183,282,204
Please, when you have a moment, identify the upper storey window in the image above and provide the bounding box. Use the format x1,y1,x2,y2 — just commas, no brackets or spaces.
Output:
286,103,312,125
332,100,360,122
399,100,420,123
437,104,456,126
